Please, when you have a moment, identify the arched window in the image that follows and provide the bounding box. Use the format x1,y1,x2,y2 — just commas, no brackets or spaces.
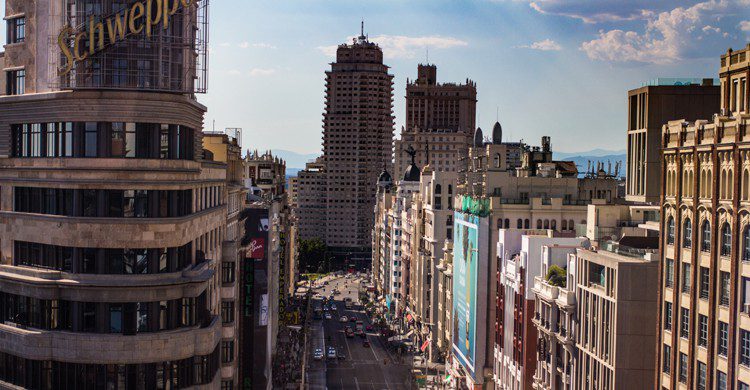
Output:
497,219,503,229
504,219,510,229
744,170,749,200
517,219,523,229
537,219,542,229
551,220,557,230
524,219,530,229
448,185,452,195
744,226,750,262
721,223,732,256
667,217,675,245
562,220,568,231
544,220,549,229
435,184,442,194
701,221,711,252
683,219,692,248
569,220,575,231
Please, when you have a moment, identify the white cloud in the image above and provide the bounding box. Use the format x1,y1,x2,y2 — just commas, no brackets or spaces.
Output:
228,69,242,75
580,0,731,64
317,35,468,59
740,20,750,32
528,0,693,23
248,68,276,77
702,25,721,33
516,39,562,51
238,42,276,49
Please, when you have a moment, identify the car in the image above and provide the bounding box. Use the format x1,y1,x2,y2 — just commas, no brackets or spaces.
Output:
349,317,356,322
362,340,370,347
327,347,336,359
324,313,332,320
339,316,348,322
359,331,366,338
366,325,373,331
313,348,324,360
331,306,338,312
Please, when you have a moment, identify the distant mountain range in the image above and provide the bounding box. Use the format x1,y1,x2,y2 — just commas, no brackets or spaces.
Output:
276,148,626,178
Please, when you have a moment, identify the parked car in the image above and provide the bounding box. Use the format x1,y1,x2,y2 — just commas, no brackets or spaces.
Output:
313,348,323,360
339,316,348,322
362,340,370,347
349,317,356,322
327,347,336,359
324,313,332,320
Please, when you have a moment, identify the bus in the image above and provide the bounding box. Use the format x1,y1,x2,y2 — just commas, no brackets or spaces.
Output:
355,320,364,334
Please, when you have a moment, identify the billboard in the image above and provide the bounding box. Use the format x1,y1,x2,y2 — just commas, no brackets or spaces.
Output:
452,212,479,377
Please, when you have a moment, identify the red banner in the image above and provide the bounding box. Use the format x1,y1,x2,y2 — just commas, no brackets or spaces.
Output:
421,339,430,352
247,238,265,259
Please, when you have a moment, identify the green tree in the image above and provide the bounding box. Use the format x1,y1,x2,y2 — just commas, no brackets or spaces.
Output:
299,238,327,273
545,265,567,287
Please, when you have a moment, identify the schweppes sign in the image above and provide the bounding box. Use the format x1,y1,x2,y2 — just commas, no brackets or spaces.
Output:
57,0,197,76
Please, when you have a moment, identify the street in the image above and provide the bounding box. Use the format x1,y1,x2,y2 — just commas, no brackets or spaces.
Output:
307,273,412,390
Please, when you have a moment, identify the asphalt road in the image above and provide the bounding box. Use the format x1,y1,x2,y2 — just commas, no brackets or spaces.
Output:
308,273,412,390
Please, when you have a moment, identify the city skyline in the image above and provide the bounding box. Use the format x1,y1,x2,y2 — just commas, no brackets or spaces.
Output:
3,1,747,155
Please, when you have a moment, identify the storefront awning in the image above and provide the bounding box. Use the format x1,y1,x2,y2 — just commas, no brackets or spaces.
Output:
420,339,431,352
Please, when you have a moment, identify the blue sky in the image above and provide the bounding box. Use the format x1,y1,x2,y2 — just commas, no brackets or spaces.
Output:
2,1,749,155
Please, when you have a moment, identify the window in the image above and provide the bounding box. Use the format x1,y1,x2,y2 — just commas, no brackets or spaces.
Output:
721,223,732,256
740,382,749,390
741,329,750,366
678,353,687,383
683,219,692,248
698,315,708,347
221,340,234,363
744,226,750,261
662,344,671,373
696,362,706,390
221,380,234,390
720,271,730,306
682,263,691,293
7,17,25,44
666,259,674,288
700,266,710,300
221,301,234,324
680,308,689,339
83,122,98,157
717,371,727,390
667,217,675,244
718,321,728,357
222,261,235,284
701,221,711,251
6,69,25,95
664,301,673,330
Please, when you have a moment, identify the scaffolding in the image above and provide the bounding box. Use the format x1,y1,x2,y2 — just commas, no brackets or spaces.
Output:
48,0,209,94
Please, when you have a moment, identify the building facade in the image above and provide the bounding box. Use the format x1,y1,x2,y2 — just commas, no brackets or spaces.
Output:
244,150,286,198
296,158,326,242
394,63,477,176
657,45,750,390
0,1,228,389
320,29,394,259
626,79,719,203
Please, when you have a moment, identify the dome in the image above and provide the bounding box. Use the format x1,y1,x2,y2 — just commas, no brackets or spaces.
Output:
403,164,421,182
474,127,484,147
492,121,502,144
378,169,392,184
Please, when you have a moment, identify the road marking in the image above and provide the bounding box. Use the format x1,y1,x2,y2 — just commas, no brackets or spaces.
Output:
354,376,360,390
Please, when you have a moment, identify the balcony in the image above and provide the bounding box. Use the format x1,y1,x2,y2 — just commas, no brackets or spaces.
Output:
533,276,559,301
556,288,575,307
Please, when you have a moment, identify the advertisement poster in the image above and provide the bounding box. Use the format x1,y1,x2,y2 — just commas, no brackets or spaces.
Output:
259,294,269,326
452,211,478,376
248,238,265,259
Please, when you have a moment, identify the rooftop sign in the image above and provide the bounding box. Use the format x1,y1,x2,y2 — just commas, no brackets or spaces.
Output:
57,0,196,76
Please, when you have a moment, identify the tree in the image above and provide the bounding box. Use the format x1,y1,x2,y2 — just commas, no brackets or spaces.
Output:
545,265,567,287
299,238,328,273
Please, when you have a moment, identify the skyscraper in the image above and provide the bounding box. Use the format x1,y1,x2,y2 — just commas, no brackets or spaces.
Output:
304,25,394,261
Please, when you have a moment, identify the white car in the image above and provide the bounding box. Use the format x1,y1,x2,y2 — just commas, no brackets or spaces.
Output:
327,347,337,359
324,313,332,320
313,348,324,360
339,315,348,322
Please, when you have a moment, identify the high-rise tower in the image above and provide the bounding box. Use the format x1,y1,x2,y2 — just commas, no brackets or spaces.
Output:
320,25,394,260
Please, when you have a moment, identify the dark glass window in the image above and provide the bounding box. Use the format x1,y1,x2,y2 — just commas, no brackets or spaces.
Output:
667,217,675,245
83,122,98,157
699,266,709,300
221,341,234,364
678,353,687,383
720,271,730,306
741,329,750,366
6,69,25,95
683,218,692,248
664,301,672,330
696,362,706,390
665,259,674,288
221,261,235,284
718,371,727,390
681,263,691,293
744,227,750,262
718,321,729,356
7,17,25,44
680,308,689,339
722,223,732,256
698,314,708,347
662,344,671,373
221,301,234,324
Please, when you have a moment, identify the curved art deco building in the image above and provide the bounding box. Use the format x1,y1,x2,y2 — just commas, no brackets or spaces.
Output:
0,1,228,389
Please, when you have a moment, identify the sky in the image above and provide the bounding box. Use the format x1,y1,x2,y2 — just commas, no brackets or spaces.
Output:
2,1,749,156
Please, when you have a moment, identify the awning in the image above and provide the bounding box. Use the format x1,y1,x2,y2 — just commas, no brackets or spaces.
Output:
420,339,431,352
406,313,413,322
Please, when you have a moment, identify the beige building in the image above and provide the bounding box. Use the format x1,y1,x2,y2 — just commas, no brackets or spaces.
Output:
626,79,719,203
657,45,750,390
394,63,477,176
296,158,327,242
244,150,287,198
318,28,394,259
0,1,229,389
